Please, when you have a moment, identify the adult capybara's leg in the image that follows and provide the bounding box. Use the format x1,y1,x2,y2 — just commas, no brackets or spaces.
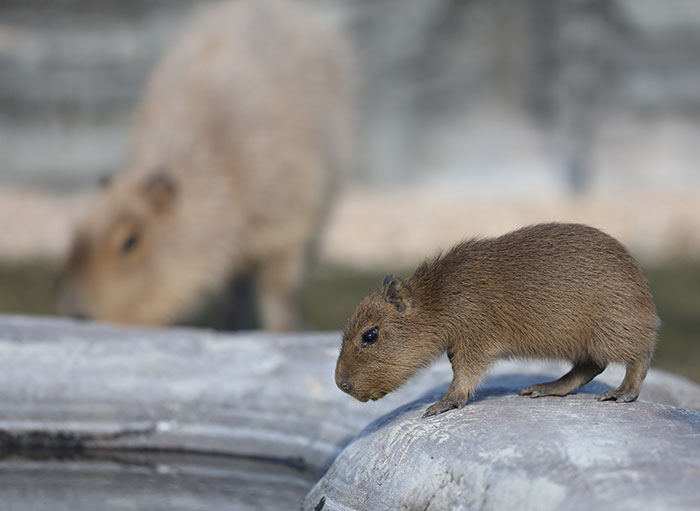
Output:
257,248,305,331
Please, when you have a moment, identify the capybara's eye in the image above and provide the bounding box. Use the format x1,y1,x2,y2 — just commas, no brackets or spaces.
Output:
120,233,140,254
361,327,379,347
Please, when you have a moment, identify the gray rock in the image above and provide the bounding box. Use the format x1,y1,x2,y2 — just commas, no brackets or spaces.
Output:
304,392,700,511
0,314,699,510
0,314,455,473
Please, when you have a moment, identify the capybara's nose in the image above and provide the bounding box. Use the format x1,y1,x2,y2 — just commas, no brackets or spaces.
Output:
337,379,353,394
53,281,91,320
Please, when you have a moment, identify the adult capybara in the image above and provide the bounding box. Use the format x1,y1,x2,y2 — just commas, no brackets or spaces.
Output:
336,223,660,417
55,0,351,330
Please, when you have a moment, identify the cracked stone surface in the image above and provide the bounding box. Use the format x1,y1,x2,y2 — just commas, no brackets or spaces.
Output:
0,314,699,510
303,391,700,511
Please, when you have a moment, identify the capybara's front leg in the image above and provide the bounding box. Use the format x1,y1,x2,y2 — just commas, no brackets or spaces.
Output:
422,349,490,418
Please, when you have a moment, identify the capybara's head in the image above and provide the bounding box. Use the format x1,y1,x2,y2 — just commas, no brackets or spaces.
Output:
54,172,189,325
335,275,432,402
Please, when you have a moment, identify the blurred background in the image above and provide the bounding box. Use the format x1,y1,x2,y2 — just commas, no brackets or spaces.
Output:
0,0,698,381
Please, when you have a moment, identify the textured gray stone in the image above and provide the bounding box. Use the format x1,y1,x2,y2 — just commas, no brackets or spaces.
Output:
0,314,699,510
0,314,454,473
303,391,700,511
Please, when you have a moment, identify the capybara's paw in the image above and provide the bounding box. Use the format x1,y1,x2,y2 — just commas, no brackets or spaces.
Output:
422,394,468,418
519,384,547,398
596,389,639,402
519,383,569,398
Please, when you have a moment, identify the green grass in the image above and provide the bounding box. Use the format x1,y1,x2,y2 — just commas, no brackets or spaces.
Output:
0,260,60,316
0,260,698,383
302,266,400,331
645,262,700,384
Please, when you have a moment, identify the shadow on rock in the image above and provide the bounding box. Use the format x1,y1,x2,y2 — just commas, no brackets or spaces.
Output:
355,372,614,438
482,372,613,398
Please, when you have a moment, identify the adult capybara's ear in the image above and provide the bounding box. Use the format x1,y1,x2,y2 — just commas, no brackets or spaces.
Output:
142,170,177,213
380,275,413,312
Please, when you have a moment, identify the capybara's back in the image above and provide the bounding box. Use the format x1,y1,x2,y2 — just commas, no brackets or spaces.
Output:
55,0,352,330
439,223,660,363
442,223,660,404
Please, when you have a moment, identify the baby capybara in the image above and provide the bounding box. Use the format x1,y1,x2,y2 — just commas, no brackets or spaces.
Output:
336,223,660,417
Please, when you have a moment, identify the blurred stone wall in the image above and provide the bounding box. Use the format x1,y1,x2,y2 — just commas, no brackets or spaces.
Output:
1,0,700,194
344,0,700,194
0,0,201,188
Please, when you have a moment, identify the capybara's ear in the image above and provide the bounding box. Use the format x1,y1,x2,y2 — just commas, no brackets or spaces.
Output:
142,170,177,213
380,275,413,312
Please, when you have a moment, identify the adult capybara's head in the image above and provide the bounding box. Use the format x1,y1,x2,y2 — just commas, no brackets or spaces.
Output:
335,275,433,402
54,172,190,325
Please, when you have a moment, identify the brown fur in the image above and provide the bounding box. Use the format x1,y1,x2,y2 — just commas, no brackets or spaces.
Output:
54,0,351,330
336,223,660,417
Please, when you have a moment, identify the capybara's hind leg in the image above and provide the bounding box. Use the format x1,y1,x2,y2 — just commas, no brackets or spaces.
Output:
520,360,606,398
596,355,649,402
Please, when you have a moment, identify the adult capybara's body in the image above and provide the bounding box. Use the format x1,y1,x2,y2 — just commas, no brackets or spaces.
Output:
336,223,660,417
55,0,351,330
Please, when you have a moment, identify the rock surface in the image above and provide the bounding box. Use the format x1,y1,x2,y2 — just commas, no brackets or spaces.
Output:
0,314,699,509
304,387,700,511
0,314,456,473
